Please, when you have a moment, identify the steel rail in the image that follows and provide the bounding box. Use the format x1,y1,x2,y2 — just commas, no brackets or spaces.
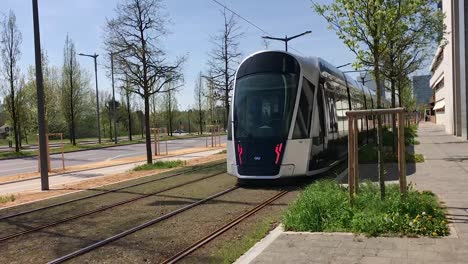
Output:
47,186,239,264
0,161,225,220
0,171,227,242
161,190,289,264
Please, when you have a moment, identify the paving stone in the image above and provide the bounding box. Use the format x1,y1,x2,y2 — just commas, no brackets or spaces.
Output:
360,256,392,264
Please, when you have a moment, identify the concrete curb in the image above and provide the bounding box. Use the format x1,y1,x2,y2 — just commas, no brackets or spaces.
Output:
233,225,284,264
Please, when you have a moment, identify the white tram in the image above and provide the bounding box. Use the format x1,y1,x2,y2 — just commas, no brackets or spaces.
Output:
227,50,381,179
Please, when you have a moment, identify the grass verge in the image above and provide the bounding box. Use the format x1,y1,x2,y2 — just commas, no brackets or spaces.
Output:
132,160,184,171
283,180,449,237
359,144,424,163
216,218,275,264
0,194,15,204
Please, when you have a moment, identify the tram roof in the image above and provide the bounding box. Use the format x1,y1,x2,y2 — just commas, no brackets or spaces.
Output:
247,50,377,100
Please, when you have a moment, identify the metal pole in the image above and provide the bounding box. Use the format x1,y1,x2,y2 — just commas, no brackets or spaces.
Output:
94,55,101,144
111,53,117,144
285,35,288,52
32,0,49,190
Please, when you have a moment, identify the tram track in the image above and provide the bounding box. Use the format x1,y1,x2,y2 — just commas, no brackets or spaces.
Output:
44,189,288,264
0,161,225,221
47,186,240,264
161,190,289,264
0,170,227,243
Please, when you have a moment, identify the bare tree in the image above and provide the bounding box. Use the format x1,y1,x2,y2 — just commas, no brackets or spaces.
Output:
163,82,179,137
121,76,133,141
61,35,89,146
104,0,185,164
207,8,243,130
1,10,22,152
194,72,205,134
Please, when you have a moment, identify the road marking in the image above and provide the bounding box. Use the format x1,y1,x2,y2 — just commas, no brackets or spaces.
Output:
0,166,37,174
106,152,147,161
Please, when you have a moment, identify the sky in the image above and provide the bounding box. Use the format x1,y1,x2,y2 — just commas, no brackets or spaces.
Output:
1,0,359,109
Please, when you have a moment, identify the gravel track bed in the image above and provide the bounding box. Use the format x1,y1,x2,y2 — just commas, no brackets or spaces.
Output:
69,187,286,264
0,163,225,234
182,191,300,264
0,168,231,263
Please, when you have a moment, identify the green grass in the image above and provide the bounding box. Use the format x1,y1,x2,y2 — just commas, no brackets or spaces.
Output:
382,125,418,146
283,180,449,237
0,151,35,159
0,194,15,204
216,218,275,264
218,149,227,154
132,160,184,171
359,144,424,163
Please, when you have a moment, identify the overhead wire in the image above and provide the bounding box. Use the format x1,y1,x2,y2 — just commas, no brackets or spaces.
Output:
208,0,305,55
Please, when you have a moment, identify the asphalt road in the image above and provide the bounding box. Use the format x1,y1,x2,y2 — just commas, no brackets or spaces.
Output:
0,136,227,177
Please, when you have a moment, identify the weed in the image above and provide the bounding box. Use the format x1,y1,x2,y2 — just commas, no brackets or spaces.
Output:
133,160,184,171
0,194,15,204
283,180,449,237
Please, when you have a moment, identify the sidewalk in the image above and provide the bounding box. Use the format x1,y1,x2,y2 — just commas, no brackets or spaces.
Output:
237,123,468,264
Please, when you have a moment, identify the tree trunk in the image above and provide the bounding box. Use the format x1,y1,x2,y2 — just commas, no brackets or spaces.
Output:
199,110,203,135
127,92,132,141
144,93,152,164
374,55,386,200
391,79,397,155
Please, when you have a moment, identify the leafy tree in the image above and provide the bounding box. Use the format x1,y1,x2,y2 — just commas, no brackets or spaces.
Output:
315,0,402,199
1,10,22,152
61,35,90,145
104,0,185,164
381,0,444,153
207,8,243,130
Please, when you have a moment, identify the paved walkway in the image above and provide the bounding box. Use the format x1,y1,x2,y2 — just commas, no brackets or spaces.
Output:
0,149,222,195
237,123,468,264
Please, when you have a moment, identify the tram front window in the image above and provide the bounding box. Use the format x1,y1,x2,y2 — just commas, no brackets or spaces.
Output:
234,73,298,140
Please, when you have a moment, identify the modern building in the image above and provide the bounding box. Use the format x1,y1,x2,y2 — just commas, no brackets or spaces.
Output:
357,72,392,102
429,0,468,138
412,75,432,105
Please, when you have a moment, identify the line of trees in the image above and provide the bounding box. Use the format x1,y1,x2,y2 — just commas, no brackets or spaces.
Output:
314,0,445,199
0,0,242,163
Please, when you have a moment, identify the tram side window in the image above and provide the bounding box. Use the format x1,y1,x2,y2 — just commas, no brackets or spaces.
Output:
312,87,325,146
326,92,338,134
292,78,315,139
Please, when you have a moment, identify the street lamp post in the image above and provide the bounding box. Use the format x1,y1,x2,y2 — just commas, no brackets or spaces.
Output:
262,30,312,52
78,53,101,144
110,53,118,144
32,0,49,190
109,47,131,144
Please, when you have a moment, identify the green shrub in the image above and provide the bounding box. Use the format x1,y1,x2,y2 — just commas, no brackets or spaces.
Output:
0,194,15,204
283,181,449,237
133,160,184,171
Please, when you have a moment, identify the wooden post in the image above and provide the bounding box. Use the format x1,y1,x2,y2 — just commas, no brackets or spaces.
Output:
153,128,158,156
46,134,51,172
37,134,40,173
61,133,65,170
398,112,407,194
348,116,355,202
353,117,359,194
211,127,214,147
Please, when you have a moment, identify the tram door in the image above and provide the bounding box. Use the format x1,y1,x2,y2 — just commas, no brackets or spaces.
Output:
309,85,326,171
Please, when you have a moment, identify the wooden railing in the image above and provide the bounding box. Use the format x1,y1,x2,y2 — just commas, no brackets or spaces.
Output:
346,108,407,199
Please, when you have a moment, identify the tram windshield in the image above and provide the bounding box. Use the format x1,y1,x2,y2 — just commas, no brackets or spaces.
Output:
234,73,298,139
